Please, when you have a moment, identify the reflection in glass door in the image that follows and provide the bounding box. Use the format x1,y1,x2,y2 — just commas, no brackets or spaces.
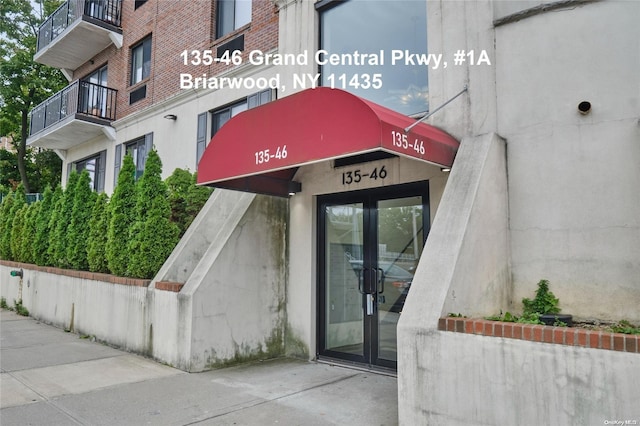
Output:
376,197,423,364
318,182,429,369
323,202,365,359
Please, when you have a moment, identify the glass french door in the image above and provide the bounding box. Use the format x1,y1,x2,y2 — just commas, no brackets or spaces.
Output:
318,182,429,370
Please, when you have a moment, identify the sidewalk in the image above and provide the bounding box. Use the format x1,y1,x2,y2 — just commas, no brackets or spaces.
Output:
0,309,398,425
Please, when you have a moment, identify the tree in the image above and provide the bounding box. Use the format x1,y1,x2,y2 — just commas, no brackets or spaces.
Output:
67,170,97,270
0,192,17,259
0,149,21,190
31,150,62,193
49,172,78,268
106,154,137,276
18,201,39,263
185,172,213,230
0,185,26,260
127,150,179,279
166,168,213,236
44,184,63,266
87,193,110,273
0,0,67,193
33,185,53,265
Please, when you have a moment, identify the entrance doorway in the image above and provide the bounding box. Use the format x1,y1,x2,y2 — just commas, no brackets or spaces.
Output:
318,182,430,370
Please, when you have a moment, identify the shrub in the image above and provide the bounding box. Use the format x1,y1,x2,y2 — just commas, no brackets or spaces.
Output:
185,172,212,230
127,149,179,279
166,168,192,235
0,191,16,259
522,279,560,316
10,204,27,261
45,185,64,266
166,169,212,236
1,186,26,260
33,186,54,266
18,202,40,264
50,172,79,268
87,193,110,273
106,154,137,276
67,170,97,270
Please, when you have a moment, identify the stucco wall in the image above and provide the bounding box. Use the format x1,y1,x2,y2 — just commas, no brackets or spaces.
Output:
495,0,640,322
400,330,640,425
0,263,150,353
187,194,288,371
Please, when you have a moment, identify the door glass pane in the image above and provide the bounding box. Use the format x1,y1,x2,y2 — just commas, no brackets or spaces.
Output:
377,196,423,362
325,203,364,356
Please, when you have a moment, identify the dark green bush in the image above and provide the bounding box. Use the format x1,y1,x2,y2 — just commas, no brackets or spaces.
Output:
0,191,16,259
50,172,79,268
127,150,179,279
1,186,26,260
18,202,40,264
10,204,27,261
45,185,64,266
166,169,212,236
67,170,97,270
33,186,54,265
87,193,110,273
106,154,137,276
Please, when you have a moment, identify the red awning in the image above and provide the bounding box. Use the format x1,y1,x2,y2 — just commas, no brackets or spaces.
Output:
197,87,459,197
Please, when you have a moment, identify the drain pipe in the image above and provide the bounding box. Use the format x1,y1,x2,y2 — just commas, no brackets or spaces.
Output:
10,269,24,301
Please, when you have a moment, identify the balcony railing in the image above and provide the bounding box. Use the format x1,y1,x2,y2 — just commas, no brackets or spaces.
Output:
36,0,122,53
29,80,117,136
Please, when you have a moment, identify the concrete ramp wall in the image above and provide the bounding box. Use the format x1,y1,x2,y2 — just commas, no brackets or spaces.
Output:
398,132,512,423
397,132,639,424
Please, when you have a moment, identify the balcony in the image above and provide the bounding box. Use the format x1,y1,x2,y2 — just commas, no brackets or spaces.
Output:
28,80,117,152
35,0,123,76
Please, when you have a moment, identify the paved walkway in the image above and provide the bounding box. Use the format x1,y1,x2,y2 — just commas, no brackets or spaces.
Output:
0,310,398,425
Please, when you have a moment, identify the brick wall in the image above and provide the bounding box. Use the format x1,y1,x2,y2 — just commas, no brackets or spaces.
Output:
72,0,279,121
0,260,150,287
439,317,640,354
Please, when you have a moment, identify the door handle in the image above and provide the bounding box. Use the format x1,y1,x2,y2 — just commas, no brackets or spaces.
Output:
366,293,374,316
357,267,366,295
376,267,385,294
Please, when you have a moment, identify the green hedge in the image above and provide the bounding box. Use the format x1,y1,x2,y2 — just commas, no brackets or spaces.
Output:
0,158,212,279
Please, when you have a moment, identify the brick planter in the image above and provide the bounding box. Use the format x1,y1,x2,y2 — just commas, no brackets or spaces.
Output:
438,317,639,354
0,260,151,288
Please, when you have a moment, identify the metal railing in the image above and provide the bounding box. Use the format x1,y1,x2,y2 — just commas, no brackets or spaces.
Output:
37,0,122,52
29,80,117,136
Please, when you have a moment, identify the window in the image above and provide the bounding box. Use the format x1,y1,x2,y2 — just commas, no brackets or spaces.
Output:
216,0,251,38
318,0,428,115
74,151,106,192
114,133,153,184
134,0,148,9
126,134,153,180
197,89,272,167
80,65,108,117
130,36,152,86
212,101,248,135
